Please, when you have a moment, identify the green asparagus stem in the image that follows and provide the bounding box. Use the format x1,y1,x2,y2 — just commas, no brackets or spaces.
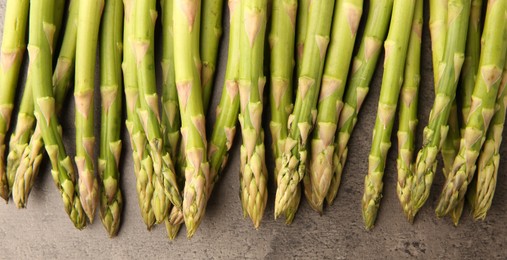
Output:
135,0,182,224
161,0,184,237
469,58,507,220
10,0,79,209
274,0,336,218
407,0,471,219
305,0,363,212
238,0,268,228
361,0,416,230
458,0,482,125
295,0,309,75
435,0,507,217
448,0,482,226
123,0,156,229
53,0,66,46
74,0,103,223
268,0,299,223
0,0,30,201
396,0,422,222
200,0,224,110
208,0,241,200
29,0,86,229
161,0,181,174
99,0,124,237
326,0,394,205
173,0,210,237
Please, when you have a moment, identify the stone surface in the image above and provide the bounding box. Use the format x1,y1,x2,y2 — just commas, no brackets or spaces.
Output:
1,1,506,259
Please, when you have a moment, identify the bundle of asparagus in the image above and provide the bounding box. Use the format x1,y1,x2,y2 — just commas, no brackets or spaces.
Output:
0,0,506,239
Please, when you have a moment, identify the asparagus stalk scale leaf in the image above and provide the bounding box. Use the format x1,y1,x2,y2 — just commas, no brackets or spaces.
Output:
396,0,422,222
274,0,336,217
173,0,210,237
10,0,78,208
407,0,471,219
269,0,299,223
327,0,394,205
99,0,124,237
123,0,156,229
29,0,86,229
435,0,507,217
361,0,416,230
305,0,363,212
0,0,29,201
74,0,104,223
238,0,269,228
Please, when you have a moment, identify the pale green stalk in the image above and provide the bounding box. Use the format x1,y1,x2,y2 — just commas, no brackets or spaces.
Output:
10,0,79,209
134,0,181,224
435,0,507,217
238,0,268,228
200,0,225,110
161,0,183,237
274,0,336,218
448,0,482,226
408,0,471,218
99,0,124,237
295,0,309,75
469,57,507,221
207,0,241,199
305,0,363,212
361,0,416,230
0,0,29,200
269,0,299,223
173,0,210,238
327,0,394,205
396,0,422,222
30,0,86,229
123,0,156,229
74,0,103,223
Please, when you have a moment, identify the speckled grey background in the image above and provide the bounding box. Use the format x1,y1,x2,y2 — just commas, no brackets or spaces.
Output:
0,0,506,259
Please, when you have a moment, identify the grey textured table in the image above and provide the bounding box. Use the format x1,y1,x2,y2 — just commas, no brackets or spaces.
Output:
1,1,506,259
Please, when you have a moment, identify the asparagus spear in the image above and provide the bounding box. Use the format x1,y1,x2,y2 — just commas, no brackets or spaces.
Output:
435,0,507,217
305,0,363,212
361,0,416,230
135,0,182,224
74,0,104,223
396,0,422,221
469,58,507,220
53,0,66,46
0,0,30,200
295,0,309,75
238,0,268,228
208,0,241,200
200,0,224,110
123,0,156,229
407,0,471,218
274,0,336,217
29,0,86,229
99,0,124,237
10,0,79,209
268,0,300,223
326,0,394,205
161,0,184,237
173,0,210,237
448,0,483,225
